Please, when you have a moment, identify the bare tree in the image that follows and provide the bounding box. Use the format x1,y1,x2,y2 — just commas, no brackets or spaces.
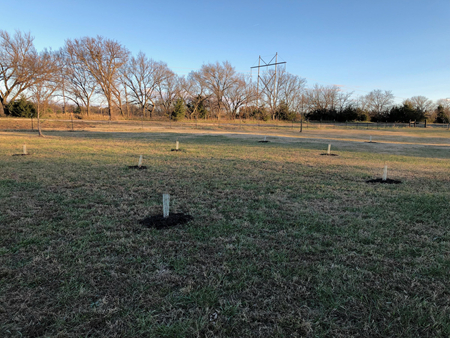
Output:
277,72,307,112
155,66,179,118
307,84,343,111
65,36,129,120
0,30,39,116
258,68,279,119
29,50,62,136
436,98,450,110
364,89,395,120
122,80,131,118
185,72,211,119
191,61,236,119
122,52,168,119
223,74,256,119
404,95,434,117
259,68,307,120
291,91,308,119
355,95,369,111
60,46,97,116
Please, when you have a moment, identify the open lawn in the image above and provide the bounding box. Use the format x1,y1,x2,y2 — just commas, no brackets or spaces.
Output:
1,127,450,337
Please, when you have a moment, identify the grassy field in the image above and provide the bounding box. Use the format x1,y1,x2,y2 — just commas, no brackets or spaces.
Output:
1,127,450,337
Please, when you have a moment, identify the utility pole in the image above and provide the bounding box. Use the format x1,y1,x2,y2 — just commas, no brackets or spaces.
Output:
257,56,260,107
299,93,304,133
62,80,66,115
273,53,278,117
251,53,286,116
60,52,67,116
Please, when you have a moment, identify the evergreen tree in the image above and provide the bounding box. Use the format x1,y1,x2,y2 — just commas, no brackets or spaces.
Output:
434,105,449,123
73,106,82,115
171,99,185,121
197,99,208,119
5,97,37,117
388,103,425,122
275,101,296,121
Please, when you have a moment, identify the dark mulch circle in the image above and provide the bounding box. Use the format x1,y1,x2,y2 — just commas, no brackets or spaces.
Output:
320,153,338,156
128,165,147,169
366,178,402,184
258,140,270,143
140,213,193,229
171,149,182,151
12,154,31,156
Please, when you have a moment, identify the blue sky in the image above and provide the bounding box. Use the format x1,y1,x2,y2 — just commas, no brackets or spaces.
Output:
2,0,449,102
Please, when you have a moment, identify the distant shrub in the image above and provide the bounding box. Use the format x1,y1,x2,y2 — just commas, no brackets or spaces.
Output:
5,98,36,117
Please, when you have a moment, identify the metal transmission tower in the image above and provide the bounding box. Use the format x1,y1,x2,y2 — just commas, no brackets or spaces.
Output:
250,53,286,109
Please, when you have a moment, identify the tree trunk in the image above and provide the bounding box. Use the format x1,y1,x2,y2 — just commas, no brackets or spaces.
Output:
0,101,5,117
37,104,44,137
124,86,130,118
86,99,90,116
300,113,303,133
107,96,112,120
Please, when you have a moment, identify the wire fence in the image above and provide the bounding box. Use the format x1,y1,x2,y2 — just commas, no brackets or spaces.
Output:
1,117,449,134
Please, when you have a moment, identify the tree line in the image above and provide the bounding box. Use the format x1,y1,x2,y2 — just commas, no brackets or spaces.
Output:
1,30,449,132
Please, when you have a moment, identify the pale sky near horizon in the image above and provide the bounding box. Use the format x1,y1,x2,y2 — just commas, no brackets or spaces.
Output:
2,0,449,103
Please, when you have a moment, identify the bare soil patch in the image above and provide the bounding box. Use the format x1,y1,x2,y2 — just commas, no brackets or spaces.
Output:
366,178,402,184
140,213,193,229
128,165,147,169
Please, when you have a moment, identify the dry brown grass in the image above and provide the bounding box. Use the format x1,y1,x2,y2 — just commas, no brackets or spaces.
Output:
1,127,449,337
